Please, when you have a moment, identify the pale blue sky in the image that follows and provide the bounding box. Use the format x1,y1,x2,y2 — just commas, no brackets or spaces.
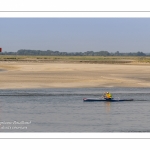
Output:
0,18,150,53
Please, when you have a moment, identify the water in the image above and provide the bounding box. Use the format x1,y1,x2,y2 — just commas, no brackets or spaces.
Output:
0,87,150,132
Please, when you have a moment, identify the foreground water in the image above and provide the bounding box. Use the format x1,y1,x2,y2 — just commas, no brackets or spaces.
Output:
0,87,150,132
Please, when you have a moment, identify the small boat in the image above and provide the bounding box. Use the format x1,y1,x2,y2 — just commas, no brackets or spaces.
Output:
83,98,134,102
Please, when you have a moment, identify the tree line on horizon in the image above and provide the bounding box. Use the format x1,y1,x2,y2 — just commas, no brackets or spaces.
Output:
0,49,149,56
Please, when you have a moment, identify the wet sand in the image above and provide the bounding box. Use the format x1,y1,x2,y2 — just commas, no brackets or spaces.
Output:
0,61,150,89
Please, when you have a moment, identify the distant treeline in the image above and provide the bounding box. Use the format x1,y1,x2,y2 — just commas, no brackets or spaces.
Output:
0,49,149,56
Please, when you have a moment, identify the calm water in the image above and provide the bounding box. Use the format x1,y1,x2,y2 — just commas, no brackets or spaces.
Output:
0,87,150,132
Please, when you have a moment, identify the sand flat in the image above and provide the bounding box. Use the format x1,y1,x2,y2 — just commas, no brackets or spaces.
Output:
0,61,150,89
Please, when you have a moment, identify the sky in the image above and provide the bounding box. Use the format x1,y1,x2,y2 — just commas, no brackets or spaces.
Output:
0,18,150,53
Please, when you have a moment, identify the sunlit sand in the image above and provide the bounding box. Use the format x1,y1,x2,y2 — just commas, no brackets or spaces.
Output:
0,61,150,89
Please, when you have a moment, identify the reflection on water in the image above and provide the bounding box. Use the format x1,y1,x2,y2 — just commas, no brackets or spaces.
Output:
105,102,111,113
0,87,150,132
105,102,111,112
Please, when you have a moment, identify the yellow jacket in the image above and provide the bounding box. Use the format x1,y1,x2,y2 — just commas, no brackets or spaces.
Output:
105,93,112,99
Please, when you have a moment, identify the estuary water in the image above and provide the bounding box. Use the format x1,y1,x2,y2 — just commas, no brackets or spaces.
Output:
0,87,150,132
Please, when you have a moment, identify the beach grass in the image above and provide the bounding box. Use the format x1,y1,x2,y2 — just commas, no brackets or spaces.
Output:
0,55,150,64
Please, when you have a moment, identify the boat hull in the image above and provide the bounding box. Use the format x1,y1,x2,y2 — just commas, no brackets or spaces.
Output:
83,98,134,102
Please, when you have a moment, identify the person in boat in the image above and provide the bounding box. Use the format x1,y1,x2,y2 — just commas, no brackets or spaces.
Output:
103,92,112,100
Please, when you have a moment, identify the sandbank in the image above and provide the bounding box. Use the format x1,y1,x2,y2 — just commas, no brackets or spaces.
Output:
0,61,150,89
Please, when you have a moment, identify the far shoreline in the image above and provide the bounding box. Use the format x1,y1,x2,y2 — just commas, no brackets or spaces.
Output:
0,86,149,91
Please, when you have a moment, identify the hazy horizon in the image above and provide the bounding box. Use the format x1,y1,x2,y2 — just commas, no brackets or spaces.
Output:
1,18,150,53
